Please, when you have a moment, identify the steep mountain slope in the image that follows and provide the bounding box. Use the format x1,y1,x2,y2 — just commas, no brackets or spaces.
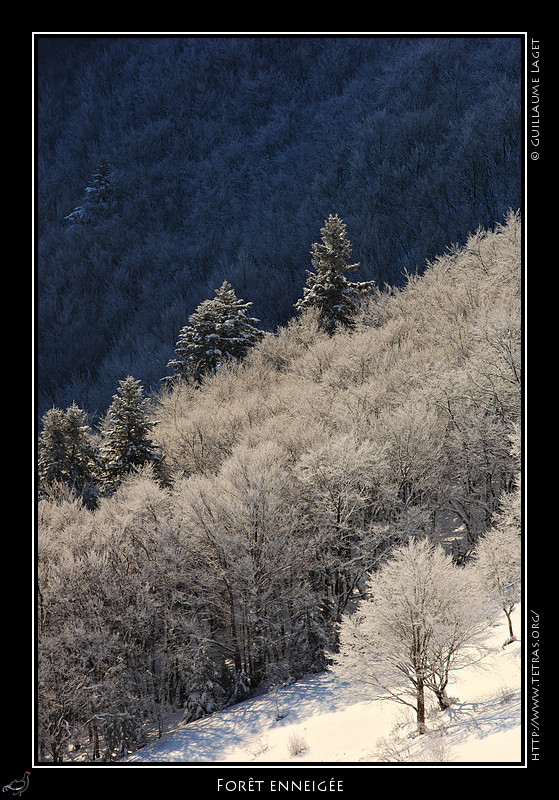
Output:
36,35,522,418
37,212,522,764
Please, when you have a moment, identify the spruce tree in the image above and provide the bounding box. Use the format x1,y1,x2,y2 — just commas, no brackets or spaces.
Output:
166,281,264,384
295,214,374,334
64,156,113,225
99,376,160,492
37,403,99,506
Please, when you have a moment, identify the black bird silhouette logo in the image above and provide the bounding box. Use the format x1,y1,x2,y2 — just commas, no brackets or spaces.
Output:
2,773,30,796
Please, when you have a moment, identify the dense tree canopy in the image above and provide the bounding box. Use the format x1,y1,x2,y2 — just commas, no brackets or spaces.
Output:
37,213,522,760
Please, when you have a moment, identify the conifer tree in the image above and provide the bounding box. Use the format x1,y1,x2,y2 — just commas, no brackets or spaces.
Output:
64,156,113,225
166,281,264,384
295,214,374,334
99,376,160,492
37,403,99,506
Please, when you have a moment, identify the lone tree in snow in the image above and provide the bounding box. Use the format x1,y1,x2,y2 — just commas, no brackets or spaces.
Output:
166,281,264,384
333,538,490,734
99,376,161,492
295,214,373,334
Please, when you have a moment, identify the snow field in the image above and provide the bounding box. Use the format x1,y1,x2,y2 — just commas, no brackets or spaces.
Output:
122,605,522,765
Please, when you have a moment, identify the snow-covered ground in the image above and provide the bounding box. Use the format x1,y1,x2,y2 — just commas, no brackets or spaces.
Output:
122,606,523,765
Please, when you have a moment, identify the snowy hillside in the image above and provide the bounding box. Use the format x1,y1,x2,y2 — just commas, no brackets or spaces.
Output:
37,37,522,419
122,606,522,765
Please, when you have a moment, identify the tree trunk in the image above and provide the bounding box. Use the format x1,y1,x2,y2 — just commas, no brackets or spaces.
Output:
91,719,100,760
505,606,515,639
416,680,427,734
435,686,453,711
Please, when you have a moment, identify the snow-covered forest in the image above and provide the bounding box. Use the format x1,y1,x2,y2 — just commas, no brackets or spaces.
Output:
122,604,523,764
37,209,522,763
35,35,525,769
36,36,522,419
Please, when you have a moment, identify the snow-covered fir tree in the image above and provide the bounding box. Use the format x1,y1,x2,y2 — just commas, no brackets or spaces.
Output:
64,156,113,225
99,376,160,492
37,402,99,506
295,214,374,334
166,281,264,384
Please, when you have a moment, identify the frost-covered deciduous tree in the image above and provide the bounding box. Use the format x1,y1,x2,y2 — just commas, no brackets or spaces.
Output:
38,469,217,760
375,400,447,513
333,538,489,734
295,214,374,334
166,281,264,384
295,433,386,627
472,478,521,642
178,441,325,688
